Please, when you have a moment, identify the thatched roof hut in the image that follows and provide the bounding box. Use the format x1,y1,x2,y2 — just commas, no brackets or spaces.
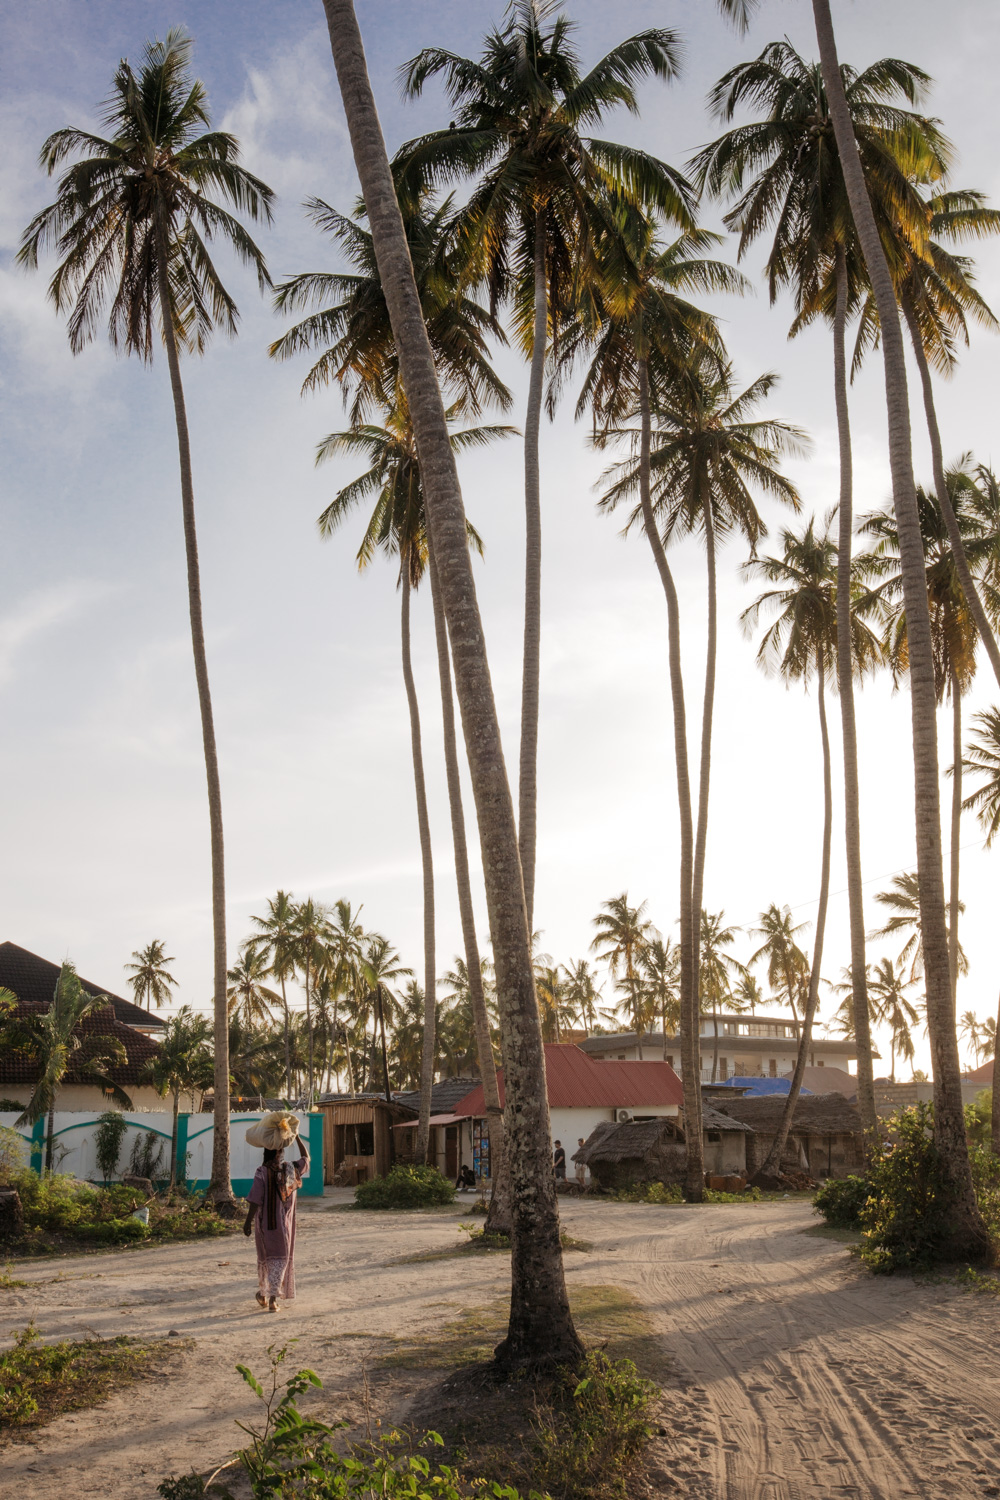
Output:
574,1106,750,1189
710,1093,864,1178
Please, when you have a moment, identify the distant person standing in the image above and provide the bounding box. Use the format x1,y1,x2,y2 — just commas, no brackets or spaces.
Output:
576,1139,587,1189
553,1140,566,1179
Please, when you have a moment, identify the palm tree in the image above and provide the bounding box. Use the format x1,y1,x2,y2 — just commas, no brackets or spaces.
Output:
858,464,997,998
743,517,881,1171
248,890,299,1099
868,957,921,1083
291,898,330,1109
323,899,368,1099
804,0,988,1259
959,706,1000,1149
732,972,764,1018
748,904,811,1036
638,939,681,1051
359,935,413,1097
398,3,694,933
561,958,603,1037
321,0,583,1369
854,186,1000,690
18,31,273,1208
226,947,281,1029
317,402,511,1159
141,1007,213,1191
590,894,656,1053
559,208,746,1197
3,963,131,1171
958,1010,985,1068
124,942,178,1012
698,911,746,1082
695,41,943,1140
869,871,967,986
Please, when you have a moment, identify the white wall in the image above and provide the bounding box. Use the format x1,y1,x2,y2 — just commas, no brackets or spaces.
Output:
0,1085,167,1112
0,1110,175,1181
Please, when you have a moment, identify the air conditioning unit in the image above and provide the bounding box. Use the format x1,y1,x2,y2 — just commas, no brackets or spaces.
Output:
615,1109,632,1124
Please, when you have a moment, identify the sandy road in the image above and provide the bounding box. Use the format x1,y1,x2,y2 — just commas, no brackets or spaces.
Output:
3,1195,1000,1499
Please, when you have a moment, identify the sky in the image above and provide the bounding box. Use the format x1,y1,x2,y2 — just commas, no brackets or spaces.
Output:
2,0,1000,1079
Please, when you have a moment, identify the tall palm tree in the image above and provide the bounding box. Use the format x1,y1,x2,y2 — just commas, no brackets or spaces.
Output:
226,947,282,1029
398,3,695,932
743,518,881,1174
748,904,811,1036
858,464,997,998
698,910,746,1082
868,957,921,1083
869,871,967,986
321,0,584,1369
561,958,603,1037
18,31,273,1207
638,938,681,1052
248,890,299,1099
855,187,1000,689
4,963,130,1171
959,705,1000,1149
601,365,803,1008
695,41,943,1140
323,899,368,1099
291,898,330,1109
590,894,656,1053
124,942,178,1012
141,1007,213,1191
558,205,745,1196
359,935,413,1096
317,402,511,1158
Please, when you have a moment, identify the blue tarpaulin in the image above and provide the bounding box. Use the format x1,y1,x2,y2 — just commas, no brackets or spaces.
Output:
716,1077,813,1097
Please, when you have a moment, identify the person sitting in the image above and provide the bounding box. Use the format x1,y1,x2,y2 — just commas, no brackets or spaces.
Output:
455,1163,477,1192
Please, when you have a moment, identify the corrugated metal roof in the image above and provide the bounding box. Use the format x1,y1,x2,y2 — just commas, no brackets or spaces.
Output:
451,1044,684,1116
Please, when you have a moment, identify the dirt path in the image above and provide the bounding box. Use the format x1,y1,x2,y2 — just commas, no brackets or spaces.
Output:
4,1196,1000,1499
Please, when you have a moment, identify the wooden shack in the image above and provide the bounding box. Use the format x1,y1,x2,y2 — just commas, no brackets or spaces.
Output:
319,1096,417,1185
574,1106,750,1191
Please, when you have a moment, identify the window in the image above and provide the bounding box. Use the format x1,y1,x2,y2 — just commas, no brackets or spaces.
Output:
618,1054,626,1061
707,1130,721,1142
817,1060,825,1067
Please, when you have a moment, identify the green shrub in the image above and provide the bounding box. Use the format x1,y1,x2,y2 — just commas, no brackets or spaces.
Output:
0,1124,27,1183
8,1169,228,1248
704,1185,761,1203
813,1175,870,1228
157,1346,530,1499
94,1111,129,1185
528,1350,656,1500
354,1164,455,1210
966,1090,994,1149
613,1180,682,1204
858,1104,954,1273
67,1216,149,1245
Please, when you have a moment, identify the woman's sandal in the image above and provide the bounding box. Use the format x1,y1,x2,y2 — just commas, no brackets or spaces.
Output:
255,1292,267,1309
267,1298,279,1313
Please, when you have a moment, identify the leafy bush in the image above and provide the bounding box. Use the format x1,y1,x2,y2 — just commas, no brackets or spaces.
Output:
858,1104,957,1273
7,1169,228,1248
130,1129,166,1181
0,1099,27,1114
966,1090,993,1148
354,1164,455,1210
813,1175,870,1228
94,1111,129,1185
613,1180,682,1204
528,1350,655,1500
0,1123,27,1183
157,1346,530,1499
704,1185,761,1203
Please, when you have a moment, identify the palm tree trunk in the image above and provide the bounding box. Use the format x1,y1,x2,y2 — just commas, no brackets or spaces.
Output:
902,291,1000,687
519,206,547,934
45,1104,54,1174
991,987,1000,1154
812,0,987,1259
170,1087,180,1192
154,236,232,1207
304,960,315,1108
280,975,291,1100
636,360,703,1198
321,0,581,1368
400,565,437,1166
833,243,877,1139
950,671,962,1004
692,492,718,1026
755,657,834,1183
343,1026,356,1098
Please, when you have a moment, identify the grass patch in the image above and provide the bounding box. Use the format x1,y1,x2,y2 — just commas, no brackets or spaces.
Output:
955,1266,1000,1296
0,1322,186,1441
0,1262,28,1289
801,1223,863,1245
381,1281,669,1384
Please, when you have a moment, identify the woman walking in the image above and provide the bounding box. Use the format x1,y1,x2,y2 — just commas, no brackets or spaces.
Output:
243,1111,309,1312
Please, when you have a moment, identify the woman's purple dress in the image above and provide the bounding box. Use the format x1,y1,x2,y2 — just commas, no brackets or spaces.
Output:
249,1154,307,1301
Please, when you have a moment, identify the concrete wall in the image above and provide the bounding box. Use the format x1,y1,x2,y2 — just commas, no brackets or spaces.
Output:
0,1085,169,1112
704,1132,747,1176
0,1110,325,1196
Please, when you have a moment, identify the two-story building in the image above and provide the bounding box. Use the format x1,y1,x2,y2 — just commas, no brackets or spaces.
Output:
578,1012,858,1083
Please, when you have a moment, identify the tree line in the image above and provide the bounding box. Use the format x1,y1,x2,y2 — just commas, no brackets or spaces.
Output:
17,0,1000,1365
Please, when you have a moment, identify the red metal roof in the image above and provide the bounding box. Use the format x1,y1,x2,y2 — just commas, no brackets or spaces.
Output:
451,1044,683,1116
964,1060,995,1085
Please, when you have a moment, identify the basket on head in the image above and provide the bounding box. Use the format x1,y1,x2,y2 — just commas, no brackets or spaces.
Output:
245,1110,300,1152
